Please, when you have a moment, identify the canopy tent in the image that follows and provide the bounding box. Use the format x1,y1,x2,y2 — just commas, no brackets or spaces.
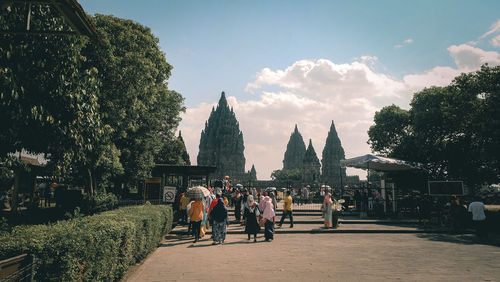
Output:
340,154,422,172
340,154,424,214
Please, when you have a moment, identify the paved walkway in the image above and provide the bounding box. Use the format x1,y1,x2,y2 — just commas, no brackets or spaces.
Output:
123,232,500,281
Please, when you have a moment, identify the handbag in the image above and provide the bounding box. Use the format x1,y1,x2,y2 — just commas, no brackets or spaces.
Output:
259,218,266,227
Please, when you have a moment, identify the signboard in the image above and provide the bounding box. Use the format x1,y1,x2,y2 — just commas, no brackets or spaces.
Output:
428,181,464,195
145,177,162,200
163,186,177,203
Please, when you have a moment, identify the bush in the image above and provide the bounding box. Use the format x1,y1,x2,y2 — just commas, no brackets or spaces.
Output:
0,204,173,281
82,192,118,214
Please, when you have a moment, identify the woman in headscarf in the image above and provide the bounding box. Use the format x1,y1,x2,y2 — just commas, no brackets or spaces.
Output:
210,193,228,245
261,196,275,241
323,193,333,228
241,189,250,225
269,191,278,211
244,195,260,242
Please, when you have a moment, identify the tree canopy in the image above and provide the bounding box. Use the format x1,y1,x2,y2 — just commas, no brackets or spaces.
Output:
368,65,500,186
1,5,185,194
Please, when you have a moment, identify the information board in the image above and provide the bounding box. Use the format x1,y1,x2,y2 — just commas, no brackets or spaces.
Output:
428,181,464,195
163,186,177,203
145,178,162,200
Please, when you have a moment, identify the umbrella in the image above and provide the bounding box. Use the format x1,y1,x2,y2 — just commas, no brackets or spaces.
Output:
265,187,277,192
186,186,211,198
340,154,421,172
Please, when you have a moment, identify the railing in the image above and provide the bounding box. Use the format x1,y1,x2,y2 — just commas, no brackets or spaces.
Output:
117,199,166,206
0,254,34,282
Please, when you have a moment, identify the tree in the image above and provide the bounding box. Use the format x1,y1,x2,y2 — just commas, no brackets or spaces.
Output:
84,15,185,188
368,65,500,186
0,4,107,195
1,7,186,197
270,169,301,182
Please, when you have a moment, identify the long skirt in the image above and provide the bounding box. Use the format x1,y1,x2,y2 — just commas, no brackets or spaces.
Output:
245,214,260,235
213,221,227,242
264,219,274,240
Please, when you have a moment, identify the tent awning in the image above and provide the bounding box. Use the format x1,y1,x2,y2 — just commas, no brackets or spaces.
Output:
340,154,422,172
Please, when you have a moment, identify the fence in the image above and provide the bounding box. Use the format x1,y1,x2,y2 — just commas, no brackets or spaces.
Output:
0,254,34,282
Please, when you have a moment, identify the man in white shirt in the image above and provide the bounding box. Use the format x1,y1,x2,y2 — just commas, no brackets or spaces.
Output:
468,197,487,238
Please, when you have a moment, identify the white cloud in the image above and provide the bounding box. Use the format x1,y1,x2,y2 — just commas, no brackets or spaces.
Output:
394,44,403,49
180,40,500,180
479,19,500,39
404,38,414,44
491,35,500,47
447,44,500,70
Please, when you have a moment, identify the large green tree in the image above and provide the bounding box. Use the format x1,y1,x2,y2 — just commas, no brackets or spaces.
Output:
84,15,185,188
368,65,500,186
1,6,185,196
0,4,108,195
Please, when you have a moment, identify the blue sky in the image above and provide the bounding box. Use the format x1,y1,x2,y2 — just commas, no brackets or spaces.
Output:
82,0,499,106
81,0,500,179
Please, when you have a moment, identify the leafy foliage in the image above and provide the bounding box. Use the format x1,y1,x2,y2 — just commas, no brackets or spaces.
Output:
368,65,500,186
1,6,186,194
271,169,302,181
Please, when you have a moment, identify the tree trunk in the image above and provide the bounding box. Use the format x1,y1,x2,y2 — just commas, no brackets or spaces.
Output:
88,168,94,196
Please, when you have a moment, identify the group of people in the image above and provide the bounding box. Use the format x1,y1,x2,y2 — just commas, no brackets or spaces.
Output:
178,186,346,244
179,188,279,244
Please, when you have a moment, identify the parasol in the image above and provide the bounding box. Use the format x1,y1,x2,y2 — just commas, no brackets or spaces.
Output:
186,186,211,198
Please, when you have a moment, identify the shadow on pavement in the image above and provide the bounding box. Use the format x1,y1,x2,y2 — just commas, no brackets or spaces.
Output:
417,233,500,247
186,239,269,248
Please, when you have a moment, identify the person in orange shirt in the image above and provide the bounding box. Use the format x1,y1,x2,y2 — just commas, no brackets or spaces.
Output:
188,198,205,243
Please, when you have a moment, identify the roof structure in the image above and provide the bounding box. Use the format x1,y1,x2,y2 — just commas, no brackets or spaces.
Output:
2,0,101,42
152,165,217,177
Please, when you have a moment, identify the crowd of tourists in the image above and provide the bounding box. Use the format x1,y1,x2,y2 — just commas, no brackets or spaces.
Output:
177,184,345,244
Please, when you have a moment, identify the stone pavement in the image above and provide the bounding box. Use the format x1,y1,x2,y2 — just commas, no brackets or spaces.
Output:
123,232,500,281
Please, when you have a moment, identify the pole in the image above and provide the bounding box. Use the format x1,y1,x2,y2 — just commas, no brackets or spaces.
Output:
339,165,344,198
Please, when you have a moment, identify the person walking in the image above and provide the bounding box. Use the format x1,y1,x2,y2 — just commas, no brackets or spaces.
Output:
234,191,242,223
261,196,275,241
244,195,260,242
468,197,487,238
210,194,228,245
179,193,190,224
278,191,294,228
269,191,278,212
188,198,204,243
323,193,333,228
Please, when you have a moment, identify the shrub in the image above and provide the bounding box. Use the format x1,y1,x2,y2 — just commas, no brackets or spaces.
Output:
82,192,118,214
0,204,172,281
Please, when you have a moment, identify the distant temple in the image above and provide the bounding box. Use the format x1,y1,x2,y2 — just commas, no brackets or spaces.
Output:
321,121,347,186
302,139,321,182
197,92,248,180
283,125,306,170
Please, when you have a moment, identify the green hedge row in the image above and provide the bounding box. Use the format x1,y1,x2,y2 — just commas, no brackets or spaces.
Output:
0,203,172,281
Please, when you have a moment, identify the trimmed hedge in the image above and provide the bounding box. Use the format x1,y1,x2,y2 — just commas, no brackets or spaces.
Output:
0,203,172,281
82,192,119,214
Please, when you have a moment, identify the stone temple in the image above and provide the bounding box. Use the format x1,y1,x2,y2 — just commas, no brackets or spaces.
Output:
197,92,246,179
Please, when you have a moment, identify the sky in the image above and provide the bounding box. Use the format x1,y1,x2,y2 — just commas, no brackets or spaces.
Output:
81,0,500,180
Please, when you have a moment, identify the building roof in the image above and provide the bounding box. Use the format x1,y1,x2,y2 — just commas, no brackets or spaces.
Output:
152,165,217,177
3,0,101,42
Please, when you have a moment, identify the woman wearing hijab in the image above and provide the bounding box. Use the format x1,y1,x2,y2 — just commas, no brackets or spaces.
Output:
210,194,228,245
269,191,278,211
187,198,205,243
244,195,260,242
261,196,275,241
323,193,333,228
